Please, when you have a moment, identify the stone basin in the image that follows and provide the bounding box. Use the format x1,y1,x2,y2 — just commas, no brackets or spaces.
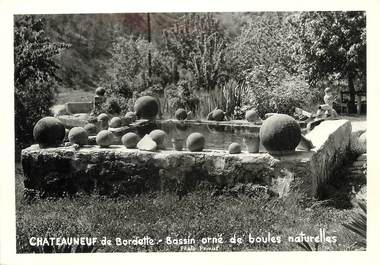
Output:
21,120,352,198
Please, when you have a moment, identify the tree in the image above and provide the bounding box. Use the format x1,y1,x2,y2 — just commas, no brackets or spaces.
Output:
162,13,228,91
228,12,317,116
14,15,69,150
294,11,366,111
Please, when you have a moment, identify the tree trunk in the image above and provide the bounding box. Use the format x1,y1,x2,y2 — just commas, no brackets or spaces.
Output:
347,72,356,113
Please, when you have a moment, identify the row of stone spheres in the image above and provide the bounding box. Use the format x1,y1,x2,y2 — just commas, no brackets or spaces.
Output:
33,95,303,155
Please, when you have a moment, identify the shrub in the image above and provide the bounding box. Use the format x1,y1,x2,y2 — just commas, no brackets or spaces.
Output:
242,68,318,117
14,15,69,154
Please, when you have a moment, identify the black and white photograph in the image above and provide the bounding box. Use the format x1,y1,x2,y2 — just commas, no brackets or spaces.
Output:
1,0,379,264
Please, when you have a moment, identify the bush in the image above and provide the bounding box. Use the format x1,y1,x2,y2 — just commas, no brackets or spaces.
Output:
14,15,69,155
163,81,200,117
163,13,228,91
242,68,318,117
101,36,172,109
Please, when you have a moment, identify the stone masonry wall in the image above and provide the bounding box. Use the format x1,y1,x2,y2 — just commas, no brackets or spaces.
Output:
21,120,352,198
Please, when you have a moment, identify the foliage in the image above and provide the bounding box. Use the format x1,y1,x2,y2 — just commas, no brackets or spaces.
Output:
228,12,301,82
294,11,366,106
241,67,318,117
162,81,200,117
163,13,228,91
342,200,366,248
101,36,174,113
14,15,69,150
227,13,318,117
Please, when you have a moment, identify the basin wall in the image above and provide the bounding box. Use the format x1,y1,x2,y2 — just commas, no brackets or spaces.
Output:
21,120,351,198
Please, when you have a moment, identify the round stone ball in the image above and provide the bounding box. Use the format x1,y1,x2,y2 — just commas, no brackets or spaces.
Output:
95,86,106,96
68,127,88,146
33,117,66,147
149,129,167,148
228,142,242,154
175,108,187,120
212,109,224,121
84,123,98,136
96,130,114,147
125,111,137,123
186,132,206,152
259,114,301,154
121,132,139,148
109,117,122,128
97,113,109,122
134,96,159,119
245,109,260,123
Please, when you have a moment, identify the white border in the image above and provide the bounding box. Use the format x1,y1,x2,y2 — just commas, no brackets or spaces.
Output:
1,0,379,264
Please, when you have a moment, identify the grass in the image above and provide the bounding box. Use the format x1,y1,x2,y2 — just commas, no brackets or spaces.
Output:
15,162,365,253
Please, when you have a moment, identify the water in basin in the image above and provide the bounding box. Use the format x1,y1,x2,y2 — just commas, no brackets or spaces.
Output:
156,121,262,151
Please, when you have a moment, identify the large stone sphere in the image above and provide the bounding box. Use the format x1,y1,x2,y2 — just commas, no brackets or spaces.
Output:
212,109,225,121
121,132,139,148
95,87,106,96
186,132,205,152
109,117,122,128
149,129,167,149
33,117,66,147
259,114,301,154
84,123,98,136
96,130,114,147
134,96,159,119
175,108,187,120
68,127,88,146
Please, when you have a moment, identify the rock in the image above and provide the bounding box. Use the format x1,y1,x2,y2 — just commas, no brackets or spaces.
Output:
358,132,366,152
137,134,157,151
33,117,66,148
68,127,88,146
175,108,187,120
109,117,122,128
350,130,366,155
124,112,137,124
149,129,167,149
96,130,114,147
245,109,261,123
95,87,106,96
97,113,109,130
84,123,98,136
228,143,242,154
259,114,301,154
121,132,139,148
186,132,205,152
357,154,367,161
297,134,315,151
212,109,225,121
134,96,159,119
